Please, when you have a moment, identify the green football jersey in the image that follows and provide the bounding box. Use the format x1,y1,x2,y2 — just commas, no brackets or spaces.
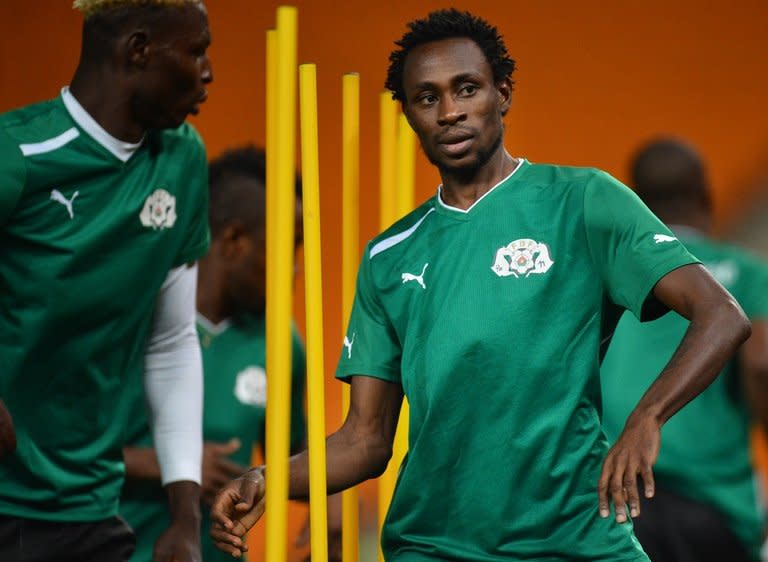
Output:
601,231,768,560
0,93,210,521
337,159,698,561
120,314,307,562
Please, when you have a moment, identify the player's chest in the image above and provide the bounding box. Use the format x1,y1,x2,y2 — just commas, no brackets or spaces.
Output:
378,213,599,323
12,156,190,247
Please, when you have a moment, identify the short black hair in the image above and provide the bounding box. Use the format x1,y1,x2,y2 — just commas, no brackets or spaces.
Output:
630,138,710,216
207,145,301,238
80,4,192,62
385,9,516,103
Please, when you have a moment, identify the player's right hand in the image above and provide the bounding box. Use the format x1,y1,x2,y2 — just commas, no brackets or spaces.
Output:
209,467,266,558
201,439,248,506
0,399,16,459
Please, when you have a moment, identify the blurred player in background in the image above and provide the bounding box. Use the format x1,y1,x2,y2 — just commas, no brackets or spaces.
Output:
121,146,341,562
601,138,768,562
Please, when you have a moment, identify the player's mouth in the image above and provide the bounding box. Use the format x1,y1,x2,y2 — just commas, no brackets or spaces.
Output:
437,133,473,156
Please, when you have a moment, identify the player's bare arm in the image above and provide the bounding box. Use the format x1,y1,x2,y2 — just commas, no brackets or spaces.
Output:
154,480,203,562
598,263,750,523
210,375,403,558
124,440,246,506
738,319,768,431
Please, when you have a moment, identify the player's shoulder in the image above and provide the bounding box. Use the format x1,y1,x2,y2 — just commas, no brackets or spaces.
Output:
155,122,206,160
524,161,609,184
0,97,70,145
366,197,437,261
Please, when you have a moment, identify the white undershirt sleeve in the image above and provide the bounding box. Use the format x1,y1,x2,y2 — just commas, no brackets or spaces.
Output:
143,263,203,486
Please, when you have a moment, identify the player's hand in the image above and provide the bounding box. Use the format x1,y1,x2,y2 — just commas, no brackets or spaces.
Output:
0,399,16,459
153,518,201,562
597,413,660,523
210,468,265,558
202,439,248,506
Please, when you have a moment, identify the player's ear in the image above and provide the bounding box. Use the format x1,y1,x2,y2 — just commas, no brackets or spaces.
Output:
219,222,249,259
125,30,150,69
497,78,512,117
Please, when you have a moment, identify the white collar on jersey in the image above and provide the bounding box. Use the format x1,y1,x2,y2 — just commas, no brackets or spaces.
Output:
436,157,526,214
196,312,232,335
61,86,143,163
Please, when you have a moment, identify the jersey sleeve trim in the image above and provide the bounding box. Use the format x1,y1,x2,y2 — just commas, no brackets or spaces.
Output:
370,207,435,259
336,369,401,385
632,257,700,320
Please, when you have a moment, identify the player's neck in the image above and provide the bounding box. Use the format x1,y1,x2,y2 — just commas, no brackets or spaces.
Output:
439,149,518,211
69,69,145,144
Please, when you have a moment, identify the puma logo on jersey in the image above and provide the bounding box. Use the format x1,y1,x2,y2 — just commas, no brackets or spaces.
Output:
654,234,677,244
402,263,429,289
343,333,356,359
50,189,79,219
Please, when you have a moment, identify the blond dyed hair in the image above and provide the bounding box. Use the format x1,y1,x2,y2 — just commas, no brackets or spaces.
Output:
73,0,201,17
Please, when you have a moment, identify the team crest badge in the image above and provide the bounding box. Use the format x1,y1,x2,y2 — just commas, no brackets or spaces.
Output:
492,238,554,278
140,188,177,230
234,366,267,406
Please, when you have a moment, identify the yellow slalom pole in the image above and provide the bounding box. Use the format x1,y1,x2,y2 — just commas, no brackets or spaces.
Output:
341,73,360,562
265,27,276,387
299,63,329,562
376,92,400,562
378,93,398,230
395,113,416,219
384,115,417,555
265,7,297,562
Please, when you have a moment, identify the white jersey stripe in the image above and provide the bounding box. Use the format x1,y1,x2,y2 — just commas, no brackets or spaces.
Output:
19,127,79,156
370,207,435,259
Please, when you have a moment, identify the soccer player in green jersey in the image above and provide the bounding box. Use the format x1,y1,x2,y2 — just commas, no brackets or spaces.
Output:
210,10,751,561
120,146,342,562
0,1,212,561
601,138,768,562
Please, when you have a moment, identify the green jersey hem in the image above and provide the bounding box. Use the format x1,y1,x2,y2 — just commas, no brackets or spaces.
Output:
0,500,117,523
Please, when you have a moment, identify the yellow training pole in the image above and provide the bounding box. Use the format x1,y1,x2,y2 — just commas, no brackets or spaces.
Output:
265,7,297,562
341,73,360,562
385,114,417,551
378,93,398,230
376,93,400,562
299,63,329,562
395,113,416,219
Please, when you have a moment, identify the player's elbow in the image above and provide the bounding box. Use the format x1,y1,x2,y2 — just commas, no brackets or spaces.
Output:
363,438,393,479
718,296,752,345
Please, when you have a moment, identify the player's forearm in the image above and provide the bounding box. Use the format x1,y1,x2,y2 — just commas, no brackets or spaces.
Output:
629,297,750,427
165,480,202,524
123,446,161,480
284,426,392,500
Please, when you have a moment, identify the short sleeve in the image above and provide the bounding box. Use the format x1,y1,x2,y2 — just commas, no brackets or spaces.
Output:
0,127,27,226
584,171,699,319
289,328,307,451
335,245,402,384
736,258,768,321
174,132,210,266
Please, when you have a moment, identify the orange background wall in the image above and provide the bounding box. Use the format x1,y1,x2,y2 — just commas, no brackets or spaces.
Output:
2,1,767,559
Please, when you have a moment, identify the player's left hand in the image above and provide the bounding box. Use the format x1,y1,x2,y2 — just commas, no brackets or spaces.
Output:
153,519,201,562
597,413,660,524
